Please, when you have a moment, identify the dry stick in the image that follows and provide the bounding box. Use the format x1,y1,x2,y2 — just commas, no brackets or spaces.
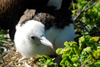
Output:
85,60,95,66
74,0,92,21
1,53,20,67
84,1,97,12
0,52,8,65
74,0,97,21
83,59,95,67
4,53,20,62
0,40,11,44
72,0,75,10
86,31,100,36
0,44,10,49
0,37,10,39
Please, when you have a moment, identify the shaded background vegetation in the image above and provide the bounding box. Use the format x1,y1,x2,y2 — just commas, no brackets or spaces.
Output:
73,0,100,37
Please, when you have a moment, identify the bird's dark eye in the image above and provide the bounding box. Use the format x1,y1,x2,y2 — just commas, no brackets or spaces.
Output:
31,36,35,39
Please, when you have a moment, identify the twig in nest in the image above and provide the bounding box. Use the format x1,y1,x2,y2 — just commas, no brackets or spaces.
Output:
0,40,12,44
0,44,10,49
2,53,20,62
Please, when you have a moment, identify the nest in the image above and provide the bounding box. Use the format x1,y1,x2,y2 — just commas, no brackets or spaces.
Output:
0,34,39,67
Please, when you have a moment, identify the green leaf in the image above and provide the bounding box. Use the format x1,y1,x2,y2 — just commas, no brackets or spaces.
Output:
93,49,100,59
56,48,64,55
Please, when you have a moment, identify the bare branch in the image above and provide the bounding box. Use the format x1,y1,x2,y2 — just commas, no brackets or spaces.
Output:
72,0,75,10
74,0,97,21
84,1,97,12
82,0,93,10
85,59,95,66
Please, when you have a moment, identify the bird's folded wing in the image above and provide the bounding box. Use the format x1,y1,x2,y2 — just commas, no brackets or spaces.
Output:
18,9,36,26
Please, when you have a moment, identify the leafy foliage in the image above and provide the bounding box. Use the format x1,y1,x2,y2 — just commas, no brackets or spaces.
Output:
0,30,8,54
73,0,100,36
36,55,58,67
56,35,100,67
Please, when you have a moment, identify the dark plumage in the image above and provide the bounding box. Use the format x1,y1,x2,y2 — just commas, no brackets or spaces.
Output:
0,0,23,29
0,0,76,41
0,0,76,29
18,9,36,26
0,0,48,40
19,7,73,30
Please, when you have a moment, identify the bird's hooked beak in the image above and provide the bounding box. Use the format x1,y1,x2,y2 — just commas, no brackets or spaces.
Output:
40,36,54,50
